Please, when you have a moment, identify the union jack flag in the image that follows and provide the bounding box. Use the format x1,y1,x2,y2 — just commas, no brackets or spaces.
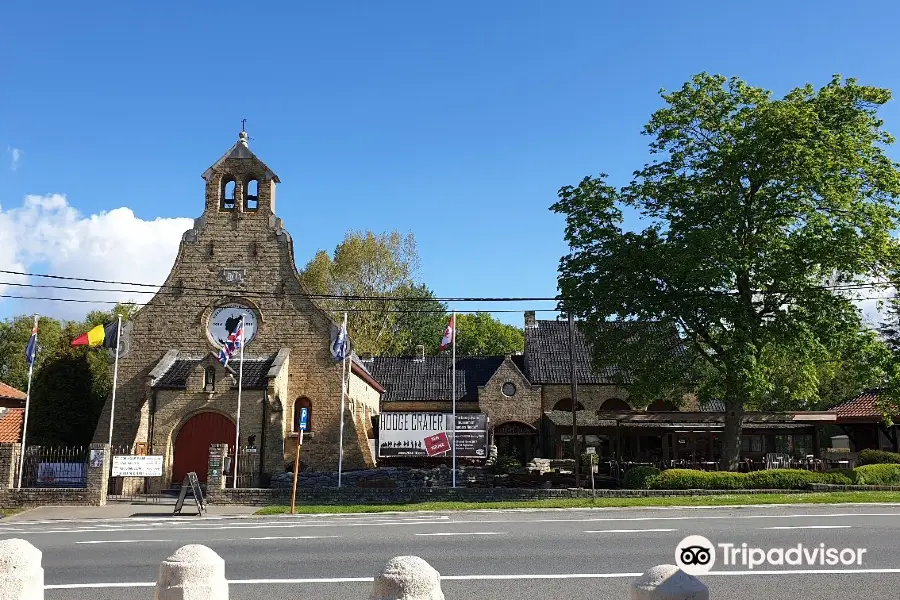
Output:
218,316,244,367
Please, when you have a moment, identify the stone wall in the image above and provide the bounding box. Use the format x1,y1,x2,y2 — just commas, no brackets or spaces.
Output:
0,443,111,508
478,357,542,430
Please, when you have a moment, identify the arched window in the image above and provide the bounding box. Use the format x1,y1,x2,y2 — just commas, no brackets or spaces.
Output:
552,398,585,412
204,366,216,392
599,398,631,411
245,179,259,211
222,178,236,210
293,397,312,432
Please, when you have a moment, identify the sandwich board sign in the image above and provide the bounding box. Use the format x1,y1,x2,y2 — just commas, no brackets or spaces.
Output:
173,472,206,516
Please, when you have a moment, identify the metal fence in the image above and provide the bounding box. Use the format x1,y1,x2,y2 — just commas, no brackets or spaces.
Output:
16,446,88,488
106,445,168,503
230,446,263,488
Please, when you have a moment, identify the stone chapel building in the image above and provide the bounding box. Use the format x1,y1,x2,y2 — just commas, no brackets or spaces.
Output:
93,130,382,488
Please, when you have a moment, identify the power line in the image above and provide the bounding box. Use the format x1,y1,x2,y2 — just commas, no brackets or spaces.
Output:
0,270,560,303
0,294,563,314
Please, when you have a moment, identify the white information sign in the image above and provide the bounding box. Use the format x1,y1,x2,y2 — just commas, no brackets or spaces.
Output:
111,455,164,477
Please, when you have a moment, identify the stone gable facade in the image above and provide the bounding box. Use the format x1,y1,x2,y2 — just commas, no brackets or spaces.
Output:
93,131,379,487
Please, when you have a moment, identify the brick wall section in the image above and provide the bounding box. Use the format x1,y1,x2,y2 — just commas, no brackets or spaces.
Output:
90,135,370,483
540,384,633,412
478,357,542,430
209,487,814,506
86,443,111,505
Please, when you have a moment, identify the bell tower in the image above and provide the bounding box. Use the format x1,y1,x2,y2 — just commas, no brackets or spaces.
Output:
201,127,280,216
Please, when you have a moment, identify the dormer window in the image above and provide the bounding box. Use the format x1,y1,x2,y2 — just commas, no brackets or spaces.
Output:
204,366,216,392
222,179,236,210
245,179,259,211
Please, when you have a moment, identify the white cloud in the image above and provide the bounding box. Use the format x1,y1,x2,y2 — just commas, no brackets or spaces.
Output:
7,147,22,171
0,194,193,320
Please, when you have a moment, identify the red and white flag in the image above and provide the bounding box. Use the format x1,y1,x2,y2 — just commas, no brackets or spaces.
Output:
440,315,455,351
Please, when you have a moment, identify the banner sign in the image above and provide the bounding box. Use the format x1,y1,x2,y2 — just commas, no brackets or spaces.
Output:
378,412,488,458
111,455,164,477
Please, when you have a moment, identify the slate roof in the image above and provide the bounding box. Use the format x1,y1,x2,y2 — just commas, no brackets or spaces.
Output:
832,389,883,419
367,356,506,402
201,132,280,182
0,408,24,443
0,381,26,402
152,355,277,389
523,319,685,385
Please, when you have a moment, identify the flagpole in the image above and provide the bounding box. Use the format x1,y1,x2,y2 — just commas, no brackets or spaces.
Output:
234,318,244,489
108,314,122,447
451,309,456,489
337,312,348,489
18,314,38,489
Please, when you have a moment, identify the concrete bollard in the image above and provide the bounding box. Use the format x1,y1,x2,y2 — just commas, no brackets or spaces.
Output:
370,556,444,600
630,565,709,600
155,544,228,600
0,539,43,600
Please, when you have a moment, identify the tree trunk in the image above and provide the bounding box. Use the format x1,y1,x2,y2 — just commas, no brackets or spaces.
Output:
720,396,744,471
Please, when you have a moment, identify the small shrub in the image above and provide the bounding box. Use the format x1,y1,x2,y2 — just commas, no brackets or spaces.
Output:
493,456,522,475
623,466,661,489
854,464,900,486
857,449,900,466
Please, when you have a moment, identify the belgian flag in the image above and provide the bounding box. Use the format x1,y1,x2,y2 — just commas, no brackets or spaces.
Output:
71,321,119,349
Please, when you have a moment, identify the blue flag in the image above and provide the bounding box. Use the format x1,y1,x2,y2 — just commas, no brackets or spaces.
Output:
25,322,38,366
331,317,348,362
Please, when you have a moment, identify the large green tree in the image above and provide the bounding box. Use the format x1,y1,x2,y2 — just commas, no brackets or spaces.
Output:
298,230,525,357
552,73,900,469
455,312,524,356
0,303,135,446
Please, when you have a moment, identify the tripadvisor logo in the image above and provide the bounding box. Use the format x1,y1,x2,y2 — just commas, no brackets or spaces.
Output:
675,535,867,575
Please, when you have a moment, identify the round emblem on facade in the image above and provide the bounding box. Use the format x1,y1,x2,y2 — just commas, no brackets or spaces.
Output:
207,303,259,348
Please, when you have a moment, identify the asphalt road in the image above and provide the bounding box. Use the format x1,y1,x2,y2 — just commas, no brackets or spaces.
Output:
2,503,900,600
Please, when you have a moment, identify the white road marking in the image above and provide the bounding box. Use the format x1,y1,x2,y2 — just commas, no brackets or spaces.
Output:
44,568,900,588
584,528,677,533
247,536,342,540
75,539,171,545
763,525,853,530
415,531,506,537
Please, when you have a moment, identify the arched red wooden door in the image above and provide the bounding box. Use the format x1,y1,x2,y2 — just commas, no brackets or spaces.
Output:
172,412,235,484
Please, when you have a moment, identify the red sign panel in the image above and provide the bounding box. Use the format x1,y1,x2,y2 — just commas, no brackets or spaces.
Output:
424,432,451,456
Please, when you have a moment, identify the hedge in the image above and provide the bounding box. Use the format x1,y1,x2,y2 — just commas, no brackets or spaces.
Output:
642,468,856,490
856,449,900,466
854,464,900,485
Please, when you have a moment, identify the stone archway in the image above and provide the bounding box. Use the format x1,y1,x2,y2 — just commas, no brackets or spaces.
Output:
172,411,236,484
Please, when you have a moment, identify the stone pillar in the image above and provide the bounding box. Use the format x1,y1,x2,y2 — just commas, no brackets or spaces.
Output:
370,556,444,600
0,444,19,490
155,544,227,600
0,539,44,600
630,565,708,600
207,444,228,492
85,443,111,506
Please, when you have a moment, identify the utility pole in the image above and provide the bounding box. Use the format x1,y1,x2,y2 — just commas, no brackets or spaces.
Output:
568,311,580,488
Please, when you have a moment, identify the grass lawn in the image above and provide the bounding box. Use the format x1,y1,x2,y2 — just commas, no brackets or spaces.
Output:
254,491,900,515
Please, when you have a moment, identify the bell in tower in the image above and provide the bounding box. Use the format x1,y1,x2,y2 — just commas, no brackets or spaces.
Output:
201,125,280,216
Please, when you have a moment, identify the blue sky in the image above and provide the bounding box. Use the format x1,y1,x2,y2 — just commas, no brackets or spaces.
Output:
1,1,899,326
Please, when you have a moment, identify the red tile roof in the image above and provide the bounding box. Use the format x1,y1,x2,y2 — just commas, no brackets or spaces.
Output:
0,381,26,401
0,408,24,444
833,389,882,419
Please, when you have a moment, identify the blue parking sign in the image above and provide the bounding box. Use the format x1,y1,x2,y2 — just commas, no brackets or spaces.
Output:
298,407,308,432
